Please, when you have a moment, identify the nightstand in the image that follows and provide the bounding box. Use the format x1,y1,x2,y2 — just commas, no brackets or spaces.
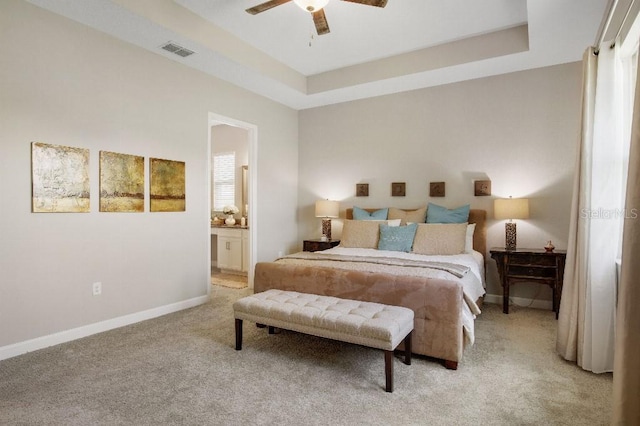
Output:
490,247,567,318
303,239,340,252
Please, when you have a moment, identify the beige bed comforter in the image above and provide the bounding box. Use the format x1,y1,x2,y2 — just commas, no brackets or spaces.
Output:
254,247,485,367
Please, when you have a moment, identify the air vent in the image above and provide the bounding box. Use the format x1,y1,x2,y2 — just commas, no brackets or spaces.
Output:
160,42,195,58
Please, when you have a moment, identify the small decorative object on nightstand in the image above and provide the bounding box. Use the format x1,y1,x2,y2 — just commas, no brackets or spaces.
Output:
544,240,555,252
490,247,567,318
303,239,340,252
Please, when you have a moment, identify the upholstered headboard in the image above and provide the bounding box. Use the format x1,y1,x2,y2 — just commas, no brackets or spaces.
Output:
345,207,487,257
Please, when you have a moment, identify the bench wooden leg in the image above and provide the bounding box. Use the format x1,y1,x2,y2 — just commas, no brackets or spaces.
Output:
404,332,412,365
235,319,243,350
384,350,393,393
268,326,275,334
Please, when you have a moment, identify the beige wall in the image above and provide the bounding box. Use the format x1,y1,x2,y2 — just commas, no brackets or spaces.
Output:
0,0,298,353
298,62,582,301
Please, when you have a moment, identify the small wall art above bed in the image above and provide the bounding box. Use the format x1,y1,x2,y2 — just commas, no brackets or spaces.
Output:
474,180,491,196
356,183,369,197
430,182,445,197
391,182,405,197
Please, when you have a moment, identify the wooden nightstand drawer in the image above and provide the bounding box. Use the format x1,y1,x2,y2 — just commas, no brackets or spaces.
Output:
507,265,556,279
508,255,557,267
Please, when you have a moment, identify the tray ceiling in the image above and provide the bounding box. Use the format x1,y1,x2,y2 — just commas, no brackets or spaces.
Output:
26,0,608,110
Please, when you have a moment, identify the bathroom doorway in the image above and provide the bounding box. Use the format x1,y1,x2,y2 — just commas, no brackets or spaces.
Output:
208,113,257,291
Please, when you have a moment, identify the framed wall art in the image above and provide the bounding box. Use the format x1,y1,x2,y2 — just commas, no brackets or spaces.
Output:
391,182,405,197
150,158,186,212
31,142,90,213
430,182,445,197
474,180,492,196
356,183,369,197
99,151,144,212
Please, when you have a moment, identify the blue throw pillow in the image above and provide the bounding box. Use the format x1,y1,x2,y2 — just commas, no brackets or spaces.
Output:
353,206,388,220
378,223,418,252
426,203,470,223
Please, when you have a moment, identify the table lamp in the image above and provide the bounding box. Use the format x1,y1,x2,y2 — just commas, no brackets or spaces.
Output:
494,197,529,250
315,199,339,241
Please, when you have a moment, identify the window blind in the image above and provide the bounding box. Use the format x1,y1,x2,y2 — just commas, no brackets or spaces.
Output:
213,152,235,211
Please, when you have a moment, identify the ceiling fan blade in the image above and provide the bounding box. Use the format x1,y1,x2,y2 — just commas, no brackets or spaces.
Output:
246,0,292,15
341,0,388,7
312,9,330,35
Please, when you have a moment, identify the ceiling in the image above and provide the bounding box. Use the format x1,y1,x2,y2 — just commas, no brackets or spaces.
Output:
27,0,609,110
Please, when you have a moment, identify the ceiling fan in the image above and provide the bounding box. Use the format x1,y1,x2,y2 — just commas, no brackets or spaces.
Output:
246,0,388,36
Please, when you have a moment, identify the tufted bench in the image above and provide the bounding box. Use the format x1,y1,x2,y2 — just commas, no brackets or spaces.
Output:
233,289,414,392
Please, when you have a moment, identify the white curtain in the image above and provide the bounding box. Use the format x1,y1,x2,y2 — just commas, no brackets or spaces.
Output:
613,49,640,424
557,44,635,373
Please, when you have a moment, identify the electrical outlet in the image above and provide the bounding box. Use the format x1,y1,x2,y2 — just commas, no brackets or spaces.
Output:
92,282,102,296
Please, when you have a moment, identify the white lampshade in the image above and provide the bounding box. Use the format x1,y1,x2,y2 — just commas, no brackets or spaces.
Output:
315,199,339,218
494,197,529,220
294,0,330,12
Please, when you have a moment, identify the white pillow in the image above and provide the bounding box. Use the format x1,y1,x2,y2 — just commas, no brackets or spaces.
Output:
466,223,476,253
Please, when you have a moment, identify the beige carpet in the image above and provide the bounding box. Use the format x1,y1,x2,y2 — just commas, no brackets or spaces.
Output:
211,272,247,289
0,286,612,425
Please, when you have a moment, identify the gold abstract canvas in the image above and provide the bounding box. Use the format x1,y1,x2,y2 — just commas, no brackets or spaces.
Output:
99,151,144,212
31,142,90,213
150,158,185,212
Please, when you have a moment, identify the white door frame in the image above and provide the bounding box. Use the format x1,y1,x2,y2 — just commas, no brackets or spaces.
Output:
208,112,258,290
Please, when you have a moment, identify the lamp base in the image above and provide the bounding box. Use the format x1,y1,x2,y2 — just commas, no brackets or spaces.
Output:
505,222,517,250
322,218,332,240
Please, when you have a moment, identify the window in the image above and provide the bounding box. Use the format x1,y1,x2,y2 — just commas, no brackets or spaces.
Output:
213,152,235,211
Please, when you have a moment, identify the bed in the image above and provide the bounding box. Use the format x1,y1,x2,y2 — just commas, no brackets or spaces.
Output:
254,208,487,369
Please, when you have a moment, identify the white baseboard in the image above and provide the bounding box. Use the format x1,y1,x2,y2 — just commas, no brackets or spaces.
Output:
484,293,553,310
0,294,210,361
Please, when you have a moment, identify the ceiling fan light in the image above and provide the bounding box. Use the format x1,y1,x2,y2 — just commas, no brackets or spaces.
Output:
293,0,330,13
